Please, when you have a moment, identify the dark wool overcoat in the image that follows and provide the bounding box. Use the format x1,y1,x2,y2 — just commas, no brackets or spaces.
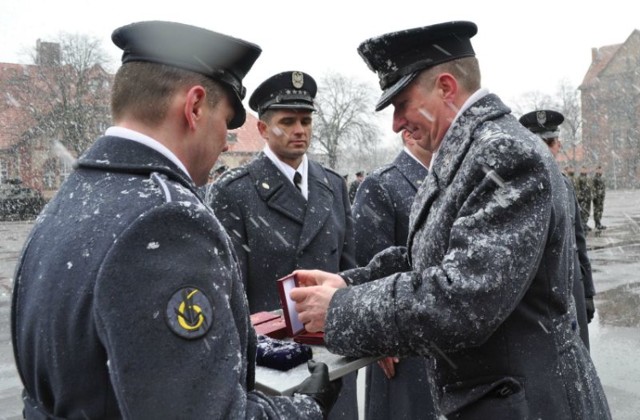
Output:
326,94,611,420
352,150,437,420
208,152,357,420
11,136,321,419
208,152,356,313
564,175,596,349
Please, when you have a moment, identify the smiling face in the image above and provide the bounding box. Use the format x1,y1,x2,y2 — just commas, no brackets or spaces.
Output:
258,109,313,169
390,72,458,153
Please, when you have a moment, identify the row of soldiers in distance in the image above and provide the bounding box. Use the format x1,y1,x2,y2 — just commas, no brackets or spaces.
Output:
563,165,607,232
343,162,608,236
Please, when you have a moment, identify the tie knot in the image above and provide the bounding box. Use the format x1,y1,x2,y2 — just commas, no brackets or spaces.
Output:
293,172,302,192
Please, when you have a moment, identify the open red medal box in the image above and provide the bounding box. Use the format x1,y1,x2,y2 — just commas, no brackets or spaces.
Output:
276,274,324,345
250,274,324,345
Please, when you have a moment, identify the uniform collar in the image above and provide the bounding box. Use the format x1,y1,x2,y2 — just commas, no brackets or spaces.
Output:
105,126,192,181
263,145,309,199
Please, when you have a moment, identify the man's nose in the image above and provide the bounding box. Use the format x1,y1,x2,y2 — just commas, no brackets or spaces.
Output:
392,113,407,133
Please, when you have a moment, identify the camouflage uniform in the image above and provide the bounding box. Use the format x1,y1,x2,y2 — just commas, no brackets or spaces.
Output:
576,171,592,231
592,171,607,229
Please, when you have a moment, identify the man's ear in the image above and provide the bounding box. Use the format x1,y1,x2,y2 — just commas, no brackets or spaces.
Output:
184,85,207,131
257,119,269,139
435,73,458,101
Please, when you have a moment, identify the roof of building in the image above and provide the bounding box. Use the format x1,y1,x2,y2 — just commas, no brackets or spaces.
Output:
580,29,640,90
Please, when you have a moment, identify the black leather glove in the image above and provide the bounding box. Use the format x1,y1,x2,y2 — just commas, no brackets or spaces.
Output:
585,297,595,323
295,360,342,419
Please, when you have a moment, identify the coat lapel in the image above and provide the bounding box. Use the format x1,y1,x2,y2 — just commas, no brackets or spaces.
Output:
298,161,334,251
250,154,306,224
406,94,510,263
407,169,440,264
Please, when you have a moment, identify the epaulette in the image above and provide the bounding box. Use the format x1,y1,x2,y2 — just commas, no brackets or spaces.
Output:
323,165,346,181
374,163,396,177
214,165,249,187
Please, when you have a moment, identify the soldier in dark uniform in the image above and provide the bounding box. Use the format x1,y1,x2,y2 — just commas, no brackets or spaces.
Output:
348,171,364,204
576,165,593,231
592,165,607,230
207,71,357,420
353,129,436,419
10,21,339,419
292,21,611,419
520,110,597,348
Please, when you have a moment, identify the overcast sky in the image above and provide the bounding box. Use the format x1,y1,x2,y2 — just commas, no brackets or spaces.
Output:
1,0,638,136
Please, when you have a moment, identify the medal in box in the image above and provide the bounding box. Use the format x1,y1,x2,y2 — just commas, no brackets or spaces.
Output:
277,274,324,345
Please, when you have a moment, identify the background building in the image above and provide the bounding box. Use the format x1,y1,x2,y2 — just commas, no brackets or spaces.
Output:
580,29,640,188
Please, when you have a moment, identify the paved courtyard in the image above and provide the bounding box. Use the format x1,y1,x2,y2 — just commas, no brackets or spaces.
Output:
1,190,640,418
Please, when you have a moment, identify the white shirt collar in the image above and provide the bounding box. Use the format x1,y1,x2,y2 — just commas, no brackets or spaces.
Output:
429,88,490,171
105,126,191,180
263,145,309,199
403,146,429,170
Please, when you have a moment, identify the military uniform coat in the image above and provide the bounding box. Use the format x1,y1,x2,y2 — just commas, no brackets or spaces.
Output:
592,174,606,225
564,176,596,349
208,152,356,312
576,174,593,228
11,136,322,419
352,150,436,420
325,94,611,419
208,152,357,420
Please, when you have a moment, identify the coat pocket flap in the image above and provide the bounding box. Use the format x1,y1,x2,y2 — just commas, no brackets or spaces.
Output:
440,376,524,415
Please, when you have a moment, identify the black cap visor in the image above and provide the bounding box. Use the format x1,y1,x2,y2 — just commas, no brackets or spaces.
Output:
375,72,419,111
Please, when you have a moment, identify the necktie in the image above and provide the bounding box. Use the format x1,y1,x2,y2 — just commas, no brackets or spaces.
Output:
293,171,302,192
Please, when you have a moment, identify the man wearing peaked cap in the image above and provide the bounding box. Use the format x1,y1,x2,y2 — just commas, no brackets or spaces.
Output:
11,21,338,419
357,21,478,111
291,21,612,419
208,70,356,419
249,70,317,115
519,109,564,139
112,20,261,129
520,109,598,352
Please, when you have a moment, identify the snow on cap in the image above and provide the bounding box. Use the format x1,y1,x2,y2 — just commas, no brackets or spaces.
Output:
112,20,262,129
357,21,478,111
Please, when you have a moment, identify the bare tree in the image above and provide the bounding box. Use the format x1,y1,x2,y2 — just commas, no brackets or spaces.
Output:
7,33,113,157
555,79,582,168
511,90,554,116
311,72,382,169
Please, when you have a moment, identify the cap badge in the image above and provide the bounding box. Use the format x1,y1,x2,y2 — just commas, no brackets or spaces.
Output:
536,111,547,126
166,287,213,339
292,71,304,89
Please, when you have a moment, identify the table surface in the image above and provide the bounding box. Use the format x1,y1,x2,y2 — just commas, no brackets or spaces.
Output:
254,343,379,396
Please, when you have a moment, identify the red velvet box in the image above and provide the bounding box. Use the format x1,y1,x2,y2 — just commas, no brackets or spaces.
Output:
277,274,325,345
254,317,288,339
250,311,280,326
250,311,287,339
